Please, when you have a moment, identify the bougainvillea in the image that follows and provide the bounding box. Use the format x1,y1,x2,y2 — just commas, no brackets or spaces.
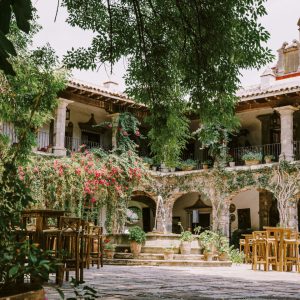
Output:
21,149,148,233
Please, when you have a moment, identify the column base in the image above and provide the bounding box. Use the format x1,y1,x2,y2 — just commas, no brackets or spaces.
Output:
279,153,294,162
52,147,66,156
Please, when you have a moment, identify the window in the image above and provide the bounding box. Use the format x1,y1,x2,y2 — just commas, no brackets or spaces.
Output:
284,50,299,74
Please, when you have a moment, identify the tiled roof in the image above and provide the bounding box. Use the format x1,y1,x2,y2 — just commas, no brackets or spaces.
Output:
237,78,300,101
68,78,143,105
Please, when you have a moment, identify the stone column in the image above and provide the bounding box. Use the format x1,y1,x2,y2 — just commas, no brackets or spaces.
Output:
257,114,271,145
275,106,299,161
52,98,73,156
109,113,120,150
212,201,230,237
287,201,298,230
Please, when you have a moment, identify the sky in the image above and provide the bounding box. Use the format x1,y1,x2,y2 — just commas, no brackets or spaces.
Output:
33,0,300,92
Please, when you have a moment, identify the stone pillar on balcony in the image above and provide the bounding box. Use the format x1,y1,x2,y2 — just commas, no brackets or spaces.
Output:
257,114,271,145
52,98,73,156
109,113,120,150
275,105,299,161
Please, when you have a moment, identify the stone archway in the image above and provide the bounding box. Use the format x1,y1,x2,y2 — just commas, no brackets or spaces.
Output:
227,187,279,236
129,191,157,233
171,192,212,234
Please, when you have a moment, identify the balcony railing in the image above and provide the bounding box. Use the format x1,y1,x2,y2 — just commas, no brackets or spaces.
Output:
1,122,18,143
37,131,50,150
231,143,281,166
294,140,300,160
65,136,111,152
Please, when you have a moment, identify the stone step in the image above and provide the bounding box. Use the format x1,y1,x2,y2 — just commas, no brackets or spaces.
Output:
114,252,206,261
104,258,232,267
142,246,201,254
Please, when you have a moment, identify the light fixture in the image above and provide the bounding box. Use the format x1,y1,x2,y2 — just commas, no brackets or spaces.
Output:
66,108,70,120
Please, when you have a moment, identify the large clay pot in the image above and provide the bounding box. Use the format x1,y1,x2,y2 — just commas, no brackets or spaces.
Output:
218,252,230,261
130,241,142,257
0,285,45,300
180,241,191,255
204,252,214,261
163,250,174,260
105,250,115,259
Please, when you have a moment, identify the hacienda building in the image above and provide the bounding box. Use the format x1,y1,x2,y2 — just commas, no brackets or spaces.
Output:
2,22,300,238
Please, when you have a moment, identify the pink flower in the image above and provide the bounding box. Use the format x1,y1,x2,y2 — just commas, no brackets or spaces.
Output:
75,168,81,175
122,130,128,136
91,197,96,203
107,124,112,128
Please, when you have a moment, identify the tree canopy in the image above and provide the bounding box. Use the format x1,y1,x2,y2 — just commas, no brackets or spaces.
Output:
62,0,273,164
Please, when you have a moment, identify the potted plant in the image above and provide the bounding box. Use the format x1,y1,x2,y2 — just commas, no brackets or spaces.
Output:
264,154,275,164
198,230,218,261
142,157,153,169
128,226,146,258
241,151,262,166
227,155,235,167
104,240,116,259
202,160,212,170
180,159,196,171
163,246,175,260
216,235,230,261
178,222,194,254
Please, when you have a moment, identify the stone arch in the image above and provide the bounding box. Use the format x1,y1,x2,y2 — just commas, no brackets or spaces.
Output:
129,190,157,233
227,186,279,236
171,191,212,233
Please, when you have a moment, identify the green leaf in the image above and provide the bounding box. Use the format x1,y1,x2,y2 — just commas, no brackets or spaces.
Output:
0,30,17,56
8,265,19,277
0,0,12,34
12,0,32,33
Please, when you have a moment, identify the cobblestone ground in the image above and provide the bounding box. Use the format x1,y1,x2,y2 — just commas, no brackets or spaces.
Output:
45,264,300,299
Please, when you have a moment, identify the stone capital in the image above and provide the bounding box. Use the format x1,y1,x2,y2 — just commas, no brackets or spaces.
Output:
58,97,74,109
275,105,299,116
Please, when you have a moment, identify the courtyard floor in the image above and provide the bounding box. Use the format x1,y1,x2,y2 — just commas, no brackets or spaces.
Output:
45,264,300,299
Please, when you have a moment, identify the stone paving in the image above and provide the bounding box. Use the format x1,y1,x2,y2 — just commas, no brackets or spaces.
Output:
45,264,300,299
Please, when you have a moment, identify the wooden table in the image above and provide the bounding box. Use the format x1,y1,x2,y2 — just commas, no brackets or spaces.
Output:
263,226,293,272
22,209,66,245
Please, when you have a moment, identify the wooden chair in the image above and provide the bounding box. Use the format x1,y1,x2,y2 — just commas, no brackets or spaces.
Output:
87,226,103,269
252,231,267,271
283,231,299,272
57,217,83,286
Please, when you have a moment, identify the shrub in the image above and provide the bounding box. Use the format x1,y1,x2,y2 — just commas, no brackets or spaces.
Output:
128,226,146,244
241,151,262,161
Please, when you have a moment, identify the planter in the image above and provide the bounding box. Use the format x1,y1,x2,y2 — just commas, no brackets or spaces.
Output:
229,162,235,167
265,158,272,164
143,163,150,169
163,250,174,260
202,164,209,170
104,250,115,259
218,252,230,261
244,159,260,166
180,241,191,255
0,284,44,300
169,167,176,172
181,166,194,171
130,241,142,257
151,166,157,171
204,252,214,261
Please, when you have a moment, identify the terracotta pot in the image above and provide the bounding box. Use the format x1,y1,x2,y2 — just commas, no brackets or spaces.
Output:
202,164,209,170
245,159,260,166
180,241,191,255
130,241,142,257
163,251,174,260
105,250,115,259
0,285,45,300
181,166,194,171
265,158,272,164
204,252,214,261
218,252,230,261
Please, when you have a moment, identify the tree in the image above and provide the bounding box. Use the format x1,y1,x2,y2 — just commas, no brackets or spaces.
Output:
0,19,67,288
62,0,273,164
0,0,33,75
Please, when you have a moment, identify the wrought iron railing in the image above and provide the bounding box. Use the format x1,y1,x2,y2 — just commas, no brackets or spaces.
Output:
37,131,50,150
64,136,110,152
231,143,281,166
0,122,18,143
294,140,300,161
